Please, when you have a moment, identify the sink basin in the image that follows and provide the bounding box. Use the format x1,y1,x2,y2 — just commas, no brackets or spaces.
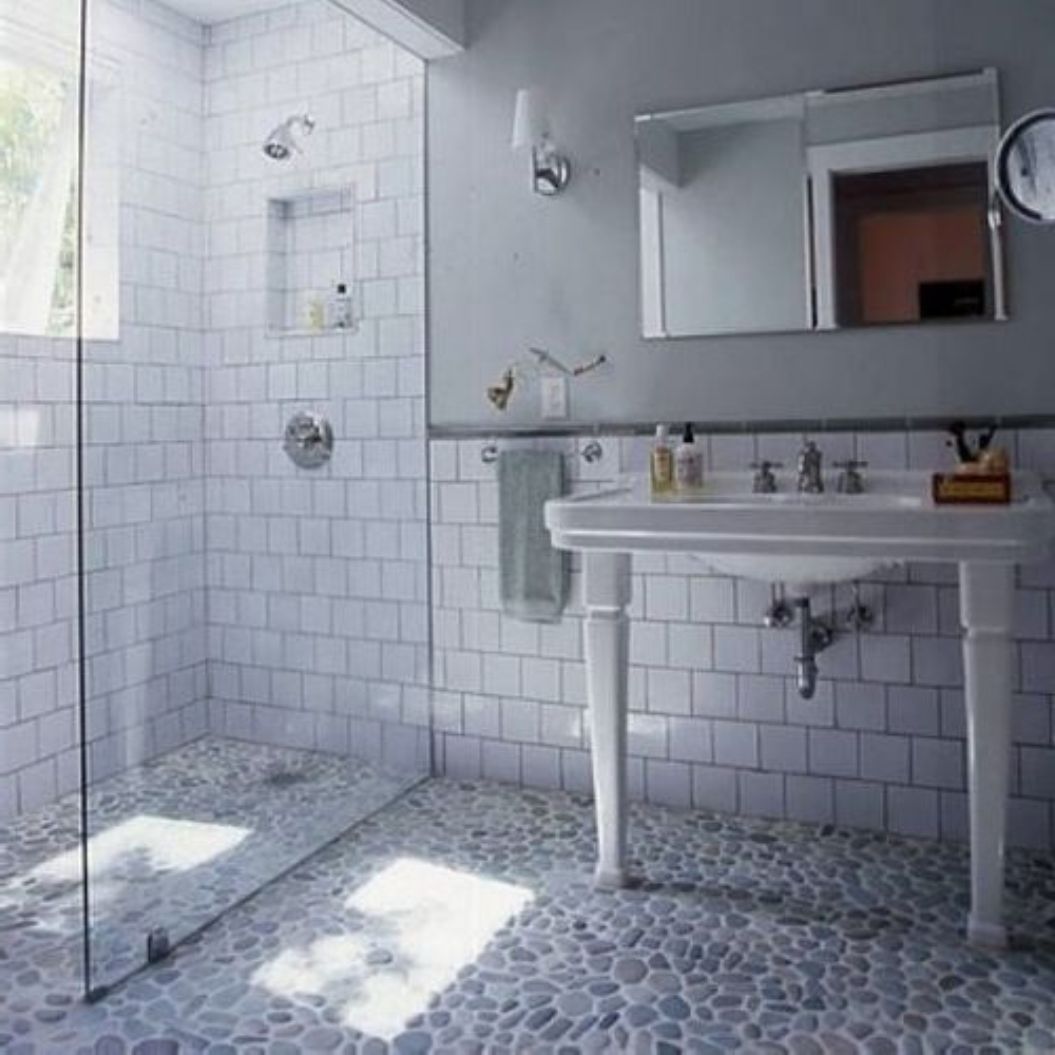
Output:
693,553,892,589
546,470,1055,590
655,472,920,586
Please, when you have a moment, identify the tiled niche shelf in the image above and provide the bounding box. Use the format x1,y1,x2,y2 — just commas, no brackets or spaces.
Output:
265,186,357,338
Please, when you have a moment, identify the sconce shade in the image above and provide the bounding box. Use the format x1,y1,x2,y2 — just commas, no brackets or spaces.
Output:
512,88,545,150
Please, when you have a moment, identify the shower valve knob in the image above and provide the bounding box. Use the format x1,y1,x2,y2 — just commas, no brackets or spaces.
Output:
283,412,334,470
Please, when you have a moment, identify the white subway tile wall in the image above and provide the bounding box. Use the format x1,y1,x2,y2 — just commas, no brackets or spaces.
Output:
0,340,79,818
202,3,429,772
0,0,426,820
430,432,1055,850
1,0,209,818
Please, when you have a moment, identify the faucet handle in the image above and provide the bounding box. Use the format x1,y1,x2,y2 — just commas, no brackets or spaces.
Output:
749,460,783,494
833,459,868,494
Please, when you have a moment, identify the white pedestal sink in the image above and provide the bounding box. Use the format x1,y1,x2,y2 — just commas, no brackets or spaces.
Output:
545,470,1055,947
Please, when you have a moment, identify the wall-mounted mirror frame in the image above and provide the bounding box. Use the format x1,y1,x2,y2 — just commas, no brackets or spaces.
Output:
636,68,1007,341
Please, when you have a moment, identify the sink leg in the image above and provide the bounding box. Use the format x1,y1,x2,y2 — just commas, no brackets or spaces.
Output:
959,561,1015,949
584,551,632,889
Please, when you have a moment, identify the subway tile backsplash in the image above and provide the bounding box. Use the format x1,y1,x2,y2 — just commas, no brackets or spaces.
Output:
429,432,1055,850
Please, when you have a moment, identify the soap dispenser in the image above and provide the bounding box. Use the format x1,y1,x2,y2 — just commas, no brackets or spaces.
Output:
674,423,704,493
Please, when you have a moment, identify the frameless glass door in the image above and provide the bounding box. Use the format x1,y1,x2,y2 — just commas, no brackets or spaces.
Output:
79,0,431,995
0,0,91,1004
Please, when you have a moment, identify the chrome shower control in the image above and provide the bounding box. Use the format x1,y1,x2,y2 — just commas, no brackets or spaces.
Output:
283,412,333,470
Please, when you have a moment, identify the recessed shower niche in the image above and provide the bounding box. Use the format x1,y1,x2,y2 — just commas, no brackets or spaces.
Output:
265,185,358,337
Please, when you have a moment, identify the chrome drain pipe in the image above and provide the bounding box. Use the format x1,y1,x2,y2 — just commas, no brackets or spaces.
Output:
793,597,833,700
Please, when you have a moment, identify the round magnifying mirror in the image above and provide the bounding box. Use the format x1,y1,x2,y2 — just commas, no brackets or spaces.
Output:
995,109,1055,224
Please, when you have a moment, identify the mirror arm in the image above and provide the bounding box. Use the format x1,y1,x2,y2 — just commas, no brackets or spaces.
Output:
988,190,1010,321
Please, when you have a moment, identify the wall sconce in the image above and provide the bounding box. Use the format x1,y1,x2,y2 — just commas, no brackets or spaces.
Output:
512,88,572,196
486,347,607,412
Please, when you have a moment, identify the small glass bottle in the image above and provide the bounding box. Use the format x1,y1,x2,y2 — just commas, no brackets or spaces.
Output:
650,424,674,497
306,294,325,331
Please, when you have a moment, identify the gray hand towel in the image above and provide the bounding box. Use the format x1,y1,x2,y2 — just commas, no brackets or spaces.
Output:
498,449,568,623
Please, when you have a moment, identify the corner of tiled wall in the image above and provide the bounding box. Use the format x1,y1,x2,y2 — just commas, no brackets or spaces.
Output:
201,1,429,775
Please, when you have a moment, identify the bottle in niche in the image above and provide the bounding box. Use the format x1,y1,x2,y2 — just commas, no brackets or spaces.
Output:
327,282,354,330
674,422,704,494
650,424,673,497
306,294,325,332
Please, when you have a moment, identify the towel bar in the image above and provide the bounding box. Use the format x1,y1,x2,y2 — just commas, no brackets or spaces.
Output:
480,441,604,465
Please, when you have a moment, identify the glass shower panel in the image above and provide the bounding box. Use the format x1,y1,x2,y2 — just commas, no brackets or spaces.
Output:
0,0,89,1002
81,0,430,994
76,0,214,991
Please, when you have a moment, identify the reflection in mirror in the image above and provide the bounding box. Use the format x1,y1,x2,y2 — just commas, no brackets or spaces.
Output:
996,109,1055,224
832,163,992,326
637,69,1005,339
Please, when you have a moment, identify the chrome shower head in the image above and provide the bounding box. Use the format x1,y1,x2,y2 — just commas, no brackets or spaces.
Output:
262,114,315,160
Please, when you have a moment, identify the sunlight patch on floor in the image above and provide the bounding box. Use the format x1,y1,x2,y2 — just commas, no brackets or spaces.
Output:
252,856,534,1040
30,814,251,898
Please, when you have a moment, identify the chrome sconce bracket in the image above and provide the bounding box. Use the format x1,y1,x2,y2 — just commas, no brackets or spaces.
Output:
513,89,572,197
532,140,572,196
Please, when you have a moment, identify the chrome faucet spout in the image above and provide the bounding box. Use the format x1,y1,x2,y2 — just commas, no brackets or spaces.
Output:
797,440,824,494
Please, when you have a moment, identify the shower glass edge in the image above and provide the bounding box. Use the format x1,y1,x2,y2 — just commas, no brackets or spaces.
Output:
78,0,433,998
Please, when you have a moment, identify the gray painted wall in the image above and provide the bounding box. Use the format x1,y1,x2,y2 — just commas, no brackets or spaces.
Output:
659,119,808,337
427,0,1055,430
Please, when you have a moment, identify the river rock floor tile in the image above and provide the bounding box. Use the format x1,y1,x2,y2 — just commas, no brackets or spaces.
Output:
0,737,418,1011
3,778,1055,1053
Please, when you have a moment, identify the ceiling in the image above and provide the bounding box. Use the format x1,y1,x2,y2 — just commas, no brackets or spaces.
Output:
161,0,462,57
163,0,294,24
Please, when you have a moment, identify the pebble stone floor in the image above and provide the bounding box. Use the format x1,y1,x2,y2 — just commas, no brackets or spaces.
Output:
2,777,1055,1054
0,738,419,1007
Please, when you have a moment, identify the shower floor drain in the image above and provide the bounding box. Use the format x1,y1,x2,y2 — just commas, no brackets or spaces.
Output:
263,769,310,789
